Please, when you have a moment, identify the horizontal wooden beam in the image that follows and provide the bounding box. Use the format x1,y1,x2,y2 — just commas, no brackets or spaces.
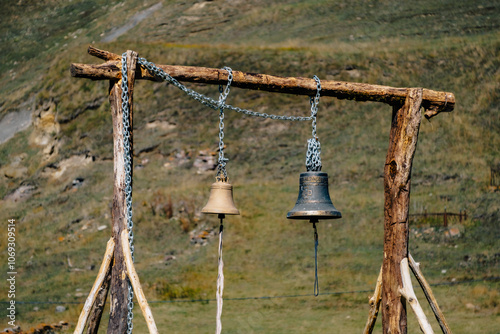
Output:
70,46,455,116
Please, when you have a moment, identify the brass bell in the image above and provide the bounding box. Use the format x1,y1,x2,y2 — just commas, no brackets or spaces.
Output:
287,171,341,221
202,180,240,215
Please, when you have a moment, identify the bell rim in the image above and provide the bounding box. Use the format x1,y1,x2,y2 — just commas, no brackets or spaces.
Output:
201,207,240,215
286,211,342,220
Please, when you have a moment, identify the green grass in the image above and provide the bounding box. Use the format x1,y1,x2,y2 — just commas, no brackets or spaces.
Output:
0,0,499,332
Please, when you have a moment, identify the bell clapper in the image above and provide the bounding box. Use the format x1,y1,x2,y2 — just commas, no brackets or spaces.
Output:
311,219,319,296
215,214,225,334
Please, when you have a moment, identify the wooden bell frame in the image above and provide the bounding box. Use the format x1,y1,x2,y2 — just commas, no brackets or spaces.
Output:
70,47,455,334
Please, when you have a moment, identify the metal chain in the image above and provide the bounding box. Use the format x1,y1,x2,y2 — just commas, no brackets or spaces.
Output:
216,67,232,182
137,57,312,122
310,75,321,139
306,76,322,172
121,52,135,334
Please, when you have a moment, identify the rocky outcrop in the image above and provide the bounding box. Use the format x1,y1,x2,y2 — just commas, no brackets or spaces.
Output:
3,182,38,202
1,153,28,179
29,99,61,162
193,149,217,173
41,155,94,180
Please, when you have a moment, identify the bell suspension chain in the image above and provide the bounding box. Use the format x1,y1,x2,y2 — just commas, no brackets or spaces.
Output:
137,57,313,122
307,76,322,296
214,67,233,334
121,52,135,334
306,75,322,172
216,67,233,182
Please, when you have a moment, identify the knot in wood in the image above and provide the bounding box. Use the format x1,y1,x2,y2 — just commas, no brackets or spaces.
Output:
389,160,398,179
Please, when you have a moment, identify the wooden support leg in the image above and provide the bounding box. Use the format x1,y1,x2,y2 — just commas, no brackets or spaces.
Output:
382,88,423,334
409,254,453,334
399,258,434,334
121,231,158,334
363,266,383,334
86,258,113,334
107,50,138,334
74,238,115,334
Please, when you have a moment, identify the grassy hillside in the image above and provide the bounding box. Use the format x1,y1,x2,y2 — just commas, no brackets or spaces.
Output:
0,0,498,333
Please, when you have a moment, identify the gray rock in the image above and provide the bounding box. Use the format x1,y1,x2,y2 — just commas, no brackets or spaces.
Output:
55,305,66,313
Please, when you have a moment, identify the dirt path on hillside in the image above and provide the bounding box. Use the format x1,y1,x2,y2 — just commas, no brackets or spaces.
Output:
0,109,32,144
102,2,163,42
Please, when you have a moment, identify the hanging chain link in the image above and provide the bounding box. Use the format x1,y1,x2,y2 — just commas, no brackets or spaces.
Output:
215,67,232,182
306,75,322,172
121,52,135,334
137,58,312,122
310,75,321,140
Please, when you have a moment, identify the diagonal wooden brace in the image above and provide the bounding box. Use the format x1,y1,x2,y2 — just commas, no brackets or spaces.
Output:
74,238,115,334
120,230,158,334
409,254,453,334
363,266,383,334
399,258,434,334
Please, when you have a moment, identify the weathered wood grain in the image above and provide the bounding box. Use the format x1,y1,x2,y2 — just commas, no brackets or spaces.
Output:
107,50,138,334
88,46,121,61
70,47,454,116
382,88,423,334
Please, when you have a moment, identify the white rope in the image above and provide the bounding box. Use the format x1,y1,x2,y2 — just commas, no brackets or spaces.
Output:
215,219,224,334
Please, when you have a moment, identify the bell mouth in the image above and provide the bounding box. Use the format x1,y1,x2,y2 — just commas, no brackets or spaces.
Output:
286,210,342,220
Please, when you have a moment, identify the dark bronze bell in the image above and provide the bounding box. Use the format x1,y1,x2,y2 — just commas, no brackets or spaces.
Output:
202,180,240,215
287,171,341,221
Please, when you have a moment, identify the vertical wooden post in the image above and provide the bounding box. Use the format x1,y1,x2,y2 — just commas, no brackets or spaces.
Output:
382,88,423,334
107,50,138,334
